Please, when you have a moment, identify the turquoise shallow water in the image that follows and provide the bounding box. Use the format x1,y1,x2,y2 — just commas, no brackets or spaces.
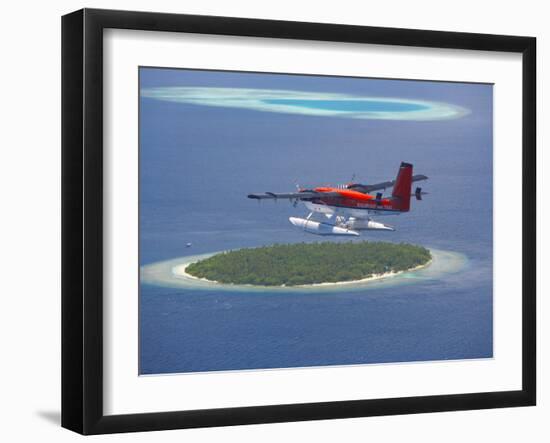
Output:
141,248,468,293
140,86,469,120
263,99,428,113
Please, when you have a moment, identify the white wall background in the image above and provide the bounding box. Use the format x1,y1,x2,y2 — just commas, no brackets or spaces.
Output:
0,0,545,441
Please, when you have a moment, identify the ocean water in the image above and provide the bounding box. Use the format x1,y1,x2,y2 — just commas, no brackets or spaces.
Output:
139,68,493,375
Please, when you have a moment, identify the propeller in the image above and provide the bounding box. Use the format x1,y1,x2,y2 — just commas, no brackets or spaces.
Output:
265,192,278,203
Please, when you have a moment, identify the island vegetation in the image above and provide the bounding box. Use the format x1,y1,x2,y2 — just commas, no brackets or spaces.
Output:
185,241,431,286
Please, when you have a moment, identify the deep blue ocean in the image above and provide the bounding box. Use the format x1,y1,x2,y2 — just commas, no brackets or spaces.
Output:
139,68,493,375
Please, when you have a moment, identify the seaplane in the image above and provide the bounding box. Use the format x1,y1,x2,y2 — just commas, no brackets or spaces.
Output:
248,162,428,236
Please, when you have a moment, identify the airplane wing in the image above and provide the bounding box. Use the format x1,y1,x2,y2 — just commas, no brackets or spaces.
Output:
347,174,428,193
247,191,341,200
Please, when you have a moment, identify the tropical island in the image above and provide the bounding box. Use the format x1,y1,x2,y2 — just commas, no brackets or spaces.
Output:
185,241,432,287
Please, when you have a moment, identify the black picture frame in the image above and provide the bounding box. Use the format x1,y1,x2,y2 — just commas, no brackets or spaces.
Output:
62,8,536,435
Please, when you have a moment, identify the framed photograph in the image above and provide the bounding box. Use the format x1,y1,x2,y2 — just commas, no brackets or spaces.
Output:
61,8,536,434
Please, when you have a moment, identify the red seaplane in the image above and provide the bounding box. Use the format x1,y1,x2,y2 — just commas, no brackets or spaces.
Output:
248,162,428,236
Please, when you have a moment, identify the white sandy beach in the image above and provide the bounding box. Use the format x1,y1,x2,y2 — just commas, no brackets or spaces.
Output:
172,259,433,289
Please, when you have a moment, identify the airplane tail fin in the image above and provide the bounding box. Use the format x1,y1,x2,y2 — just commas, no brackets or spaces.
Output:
391,162,413,211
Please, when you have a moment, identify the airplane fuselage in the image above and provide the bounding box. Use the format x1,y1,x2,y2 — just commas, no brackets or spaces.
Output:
303,186,401,219
247,162,425,236
303,201,399,218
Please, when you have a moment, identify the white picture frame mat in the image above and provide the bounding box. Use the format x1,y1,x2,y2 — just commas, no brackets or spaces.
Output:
103,29,522,415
